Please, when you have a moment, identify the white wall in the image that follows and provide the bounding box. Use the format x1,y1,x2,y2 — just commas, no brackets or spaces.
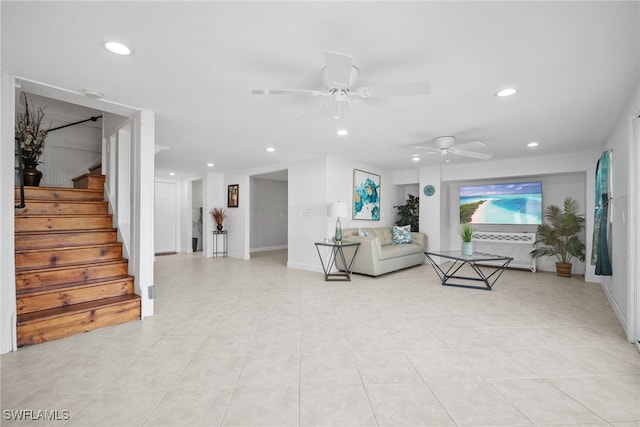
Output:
250,177,287,252
287,157,328,272
420,150,599,280
1,73,17,353
446,172,587,274
16,93,103,187
222,174,250,259
203,172,224,258
599,78,639,342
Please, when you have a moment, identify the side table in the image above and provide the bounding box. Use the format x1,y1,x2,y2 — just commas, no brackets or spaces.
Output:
212,230,228,257
314,241,360,281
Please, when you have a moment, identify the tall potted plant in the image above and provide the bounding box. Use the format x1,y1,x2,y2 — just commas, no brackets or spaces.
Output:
529,197,586,277
15,93,50,186
393,194,419,232
211,207,227,231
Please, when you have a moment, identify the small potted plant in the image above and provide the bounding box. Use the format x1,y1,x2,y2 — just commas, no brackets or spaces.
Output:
211,207,227,232
529,197,586,277
460,222,474,256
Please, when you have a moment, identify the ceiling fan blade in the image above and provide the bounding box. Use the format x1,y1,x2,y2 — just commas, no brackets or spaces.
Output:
324,51,353,88
356,81,430,98
411,146,440,154
449,148,493,160
454,141,485,150
252,89,324,96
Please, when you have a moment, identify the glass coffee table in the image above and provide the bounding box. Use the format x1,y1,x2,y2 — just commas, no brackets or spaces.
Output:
425,251,513,290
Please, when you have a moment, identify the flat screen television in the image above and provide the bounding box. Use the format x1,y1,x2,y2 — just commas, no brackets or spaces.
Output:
459,181,542,225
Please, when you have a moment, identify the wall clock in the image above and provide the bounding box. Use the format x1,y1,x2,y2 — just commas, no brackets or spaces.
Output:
423,185,436,197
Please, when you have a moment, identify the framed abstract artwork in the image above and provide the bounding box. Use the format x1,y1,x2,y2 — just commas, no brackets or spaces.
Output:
353,169,380,220
227,184,239,208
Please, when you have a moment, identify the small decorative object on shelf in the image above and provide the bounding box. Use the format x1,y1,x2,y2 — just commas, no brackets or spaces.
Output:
15,93,51,186
211,207,227,232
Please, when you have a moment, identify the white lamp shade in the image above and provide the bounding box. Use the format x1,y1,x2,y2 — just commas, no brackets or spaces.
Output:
329,201,349,218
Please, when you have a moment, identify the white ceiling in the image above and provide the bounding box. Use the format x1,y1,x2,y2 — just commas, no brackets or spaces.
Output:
3,1,639,178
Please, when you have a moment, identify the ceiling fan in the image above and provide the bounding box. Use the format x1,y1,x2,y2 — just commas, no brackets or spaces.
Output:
252,51,430,131
412,136,493,160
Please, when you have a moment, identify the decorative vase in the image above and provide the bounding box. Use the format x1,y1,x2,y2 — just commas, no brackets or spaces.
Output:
216,224,223,232
22,164,43,187
334,218,342,243
555,262,572,277
461,241,473,256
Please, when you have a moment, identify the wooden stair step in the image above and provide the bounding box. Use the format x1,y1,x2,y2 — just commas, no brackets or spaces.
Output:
15,214,113,232
16,259,130,292
72,174,105,190
15,228,118,250
89,163,102,175
15,186,104,201
17,276,135,315
15,243,123,270
14,200,108,216
17,294,141,347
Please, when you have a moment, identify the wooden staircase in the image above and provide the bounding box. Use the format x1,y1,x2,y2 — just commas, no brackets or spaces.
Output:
14,166,140,346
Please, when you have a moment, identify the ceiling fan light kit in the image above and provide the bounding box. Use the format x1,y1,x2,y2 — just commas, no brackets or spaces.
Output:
252,51,430,134
413,136,493,160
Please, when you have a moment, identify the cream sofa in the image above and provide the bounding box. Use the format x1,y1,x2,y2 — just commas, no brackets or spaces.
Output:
336,227,427,276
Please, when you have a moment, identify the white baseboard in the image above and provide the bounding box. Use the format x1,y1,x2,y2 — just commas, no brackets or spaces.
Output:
600,278,632,342
250,245,287,253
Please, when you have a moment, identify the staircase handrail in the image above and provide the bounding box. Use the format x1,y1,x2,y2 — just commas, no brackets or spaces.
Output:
14,137,25,209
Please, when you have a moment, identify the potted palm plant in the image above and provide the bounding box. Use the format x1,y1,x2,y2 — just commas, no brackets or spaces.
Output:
211,207,227,231
460,222,474,256
529,197,586,277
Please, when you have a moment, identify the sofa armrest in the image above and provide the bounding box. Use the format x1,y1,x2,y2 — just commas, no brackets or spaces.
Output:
411,232,427,251
339,235,382,269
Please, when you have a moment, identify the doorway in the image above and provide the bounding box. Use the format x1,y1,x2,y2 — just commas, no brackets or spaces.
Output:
249,170,288,263
154,181,177,254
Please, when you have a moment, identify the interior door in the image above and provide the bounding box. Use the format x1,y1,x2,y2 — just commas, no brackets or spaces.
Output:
154,181,177,254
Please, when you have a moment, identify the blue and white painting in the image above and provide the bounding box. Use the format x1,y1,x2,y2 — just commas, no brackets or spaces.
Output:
353,169,380,220
459,181,542,225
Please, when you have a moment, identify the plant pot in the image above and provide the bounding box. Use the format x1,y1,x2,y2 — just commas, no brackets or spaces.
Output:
216,224,223,232
555,262,573,277
23,165,43,187
461,242,473,256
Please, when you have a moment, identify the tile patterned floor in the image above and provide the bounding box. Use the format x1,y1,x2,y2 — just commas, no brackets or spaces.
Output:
2,251,638,426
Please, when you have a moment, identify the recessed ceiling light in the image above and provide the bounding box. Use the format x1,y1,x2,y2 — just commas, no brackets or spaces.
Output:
527,141,539,147
206,163,214,167
496,88,517,97
104,41,132,56
412,156,420,162
266,147,275,152
337,129,348,136
169,172,175,176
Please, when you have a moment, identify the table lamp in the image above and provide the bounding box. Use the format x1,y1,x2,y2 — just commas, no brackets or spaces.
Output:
330,201,349,243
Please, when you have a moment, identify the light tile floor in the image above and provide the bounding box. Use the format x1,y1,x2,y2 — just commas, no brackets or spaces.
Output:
2,251,639,426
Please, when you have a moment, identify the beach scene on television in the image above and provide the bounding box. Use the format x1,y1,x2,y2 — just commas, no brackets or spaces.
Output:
459,181,543,225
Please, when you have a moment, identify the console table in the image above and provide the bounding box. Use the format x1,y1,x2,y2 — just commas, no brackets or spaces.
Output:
472,231,536,272
314,241,360,281
425,251,513,290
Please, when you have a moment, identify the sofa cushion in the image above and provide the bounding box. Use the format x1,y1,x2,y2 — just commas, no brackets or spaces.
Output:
379,243,423,260
392,225,413,244
367,227,393,246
